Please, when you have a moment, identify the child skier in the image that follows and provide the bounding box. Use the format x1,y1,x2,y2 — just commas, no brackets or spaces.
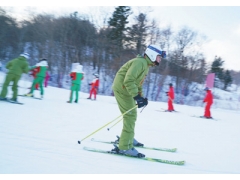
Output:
67,64,84,103
87,73,99,100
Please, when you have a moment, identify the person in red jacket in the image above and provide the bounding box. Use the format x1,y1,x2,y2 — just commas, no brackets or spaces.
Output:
44,71,50,87
202,87,213,119
87,73,99,100
166,83,175,112
29,68,39,90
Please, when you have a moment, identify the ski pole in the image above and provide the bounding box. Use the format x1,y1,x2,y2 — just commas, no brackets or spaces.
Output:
107,117,123,131
78,105,138,144
107,103,147,130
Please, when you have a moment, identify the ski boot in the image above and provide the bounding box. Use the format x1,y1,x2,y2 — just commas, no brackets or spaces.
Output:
115,135,144,147
9,98,18,103
118,146,145,158
0,97,8,101
133,138,144,147
111,144,120,154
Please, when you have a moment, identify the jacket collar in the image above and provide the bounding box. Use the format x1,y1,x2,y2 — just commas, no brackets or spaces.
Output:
137,54,154,66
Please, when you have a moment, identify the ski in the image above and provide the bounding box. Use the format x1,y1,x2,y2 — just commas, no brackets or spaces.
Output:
0,99,24,105
18,94,42,100
90,138,177,152
83,146,185,166
155,110,167,112
156,109,179,113
191,115,218,121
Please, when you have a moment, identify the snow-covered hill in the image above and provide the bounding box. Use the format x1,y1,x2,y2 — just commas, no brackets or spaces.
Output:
0,71,240,177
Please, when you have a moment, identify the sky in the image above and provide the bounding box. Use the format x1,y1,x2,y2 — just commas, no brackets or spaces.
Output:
1,70,240,179
1,1,240,71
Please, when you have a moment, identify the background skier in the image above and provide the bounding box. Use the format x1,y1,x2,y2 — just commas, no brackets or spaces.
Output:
166,83,175,112
29,68,39,90
0,53,29,102
25,58,48,99
44,71,50,87
87,73,99,100
202,87,213,118
67,63,84,103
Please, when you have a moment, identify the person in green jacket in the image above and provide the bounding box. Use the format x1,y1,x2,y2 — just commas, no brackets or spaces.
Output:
25,58,48,99
111,45,166,157
0,53,29,102
67,63,84,103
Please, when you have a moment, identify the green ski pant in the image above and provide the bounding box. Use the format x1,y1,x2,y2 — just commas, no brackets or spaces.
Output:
69,83,80,102
30,76,44,95
0,73,21,100
113,90,137,150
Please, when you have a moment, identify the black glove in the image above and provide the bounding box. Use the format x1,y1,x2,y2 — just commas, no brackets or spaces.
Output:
165,92,169,96
134,94,148,108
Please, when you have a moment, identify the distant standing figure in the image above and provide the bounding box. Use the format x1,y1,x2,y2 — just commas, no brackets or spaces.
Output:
67,64,84,103
87,73,99,100
202,87,213,119
0,53,29,102
44,71,50,87
166,83,175,112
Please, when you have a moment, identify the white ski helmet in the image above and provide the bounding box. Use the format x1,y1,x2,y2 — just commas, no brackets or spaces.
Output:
37,60,48,67
144,45,166,63
20,52,30,59
76,64,83,73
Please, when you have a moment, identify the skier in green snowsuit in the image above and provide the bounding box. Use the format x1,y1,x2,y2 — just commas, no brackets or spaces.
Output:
0,53,29,102
111,45,166,157
67,64,84,103
26,58,48,98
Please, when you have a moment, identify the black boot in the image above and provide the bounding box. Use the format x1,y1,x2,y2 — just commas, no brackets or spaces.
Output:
114,135,120,144
10,98,18,102
0,97,7,101
111,144,120,154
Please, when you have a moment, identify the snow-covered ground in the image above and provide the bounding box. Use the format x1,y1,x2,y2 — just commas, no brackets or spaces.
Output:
0,72,240,179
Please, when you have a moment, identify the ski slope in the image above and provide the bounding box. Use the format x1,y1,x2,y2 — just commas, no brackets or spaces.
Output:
0,72,240,178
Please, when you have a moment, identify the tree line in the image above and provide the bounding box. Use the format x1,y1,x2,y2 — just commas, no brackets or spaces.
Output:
0,6,238,100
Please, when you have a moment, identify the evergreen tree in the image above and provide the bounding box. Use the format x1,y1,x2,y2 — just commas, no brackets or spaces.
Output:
211,56,224,80
223,70,232,90
127,13,149,54
107,6,132,49
211,56,225,88
0,8,20,59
